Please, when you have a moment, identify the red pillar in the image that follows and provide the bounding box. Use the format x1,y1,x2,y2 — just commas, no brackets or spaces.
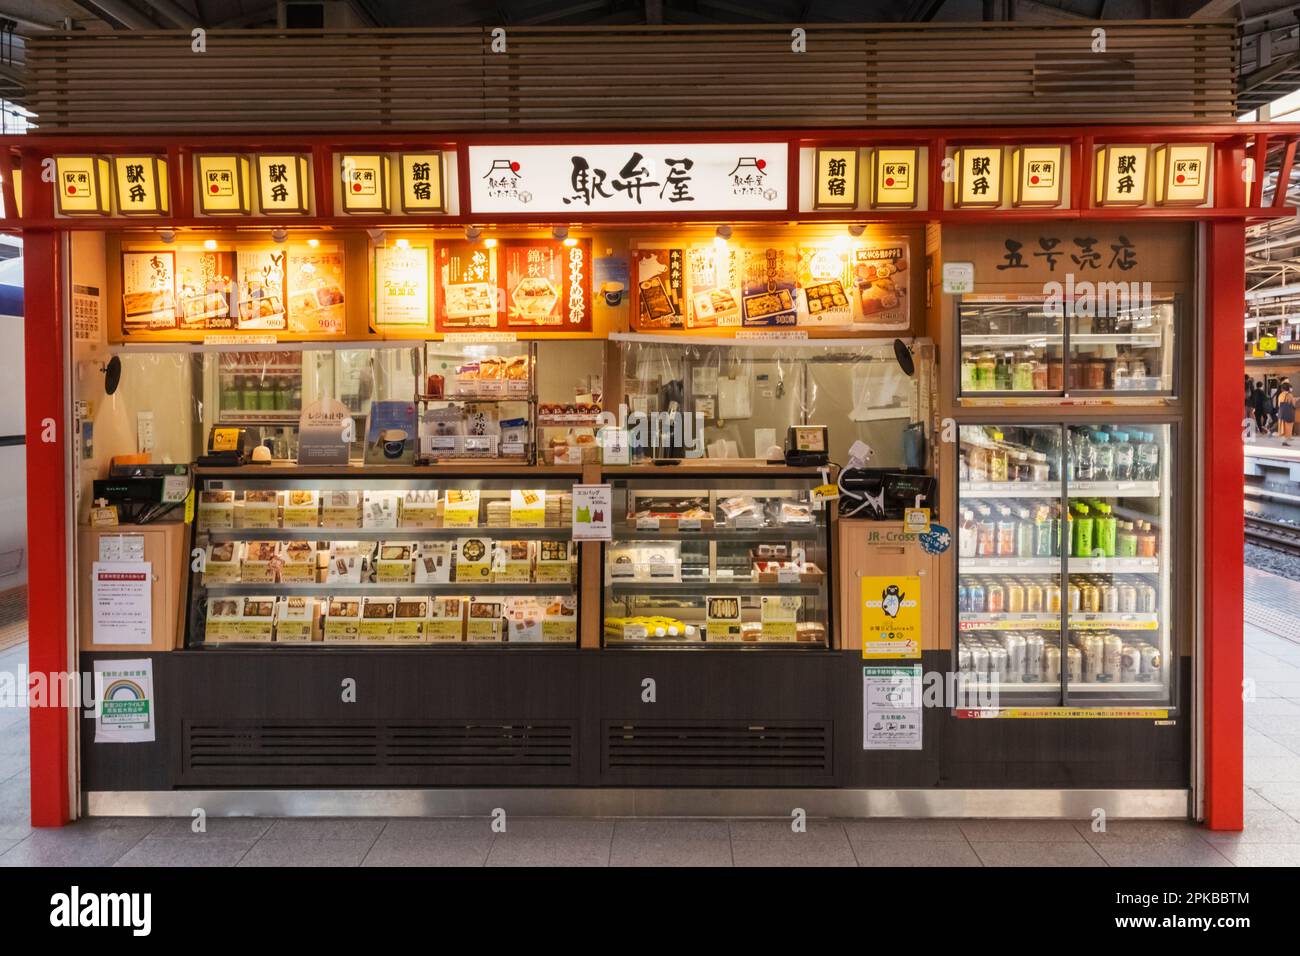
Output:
1203,217,1245,831
23,148,72,827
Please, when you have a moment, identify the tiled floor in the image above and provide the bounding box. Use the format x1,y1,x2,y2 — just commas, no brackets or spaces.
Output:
0,573,1298,866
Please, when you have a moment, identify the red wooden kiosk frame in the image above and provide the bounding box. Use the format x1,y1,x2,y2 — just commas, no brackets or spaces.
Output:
4,124,1290,831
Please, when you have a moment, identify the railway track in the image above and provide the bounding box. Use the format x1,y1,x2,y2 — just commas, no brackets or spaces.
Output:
1245,513,1300,557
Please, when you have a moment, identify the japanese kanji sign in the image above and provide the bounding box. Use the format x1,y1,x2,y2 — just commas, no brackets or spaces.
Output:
400,152,445,212
870,147,919,209
814,147,859,209
112,156,169,216
1011,145,1064,208
466,143,789,214
55,155,110,215
955,146,1004,208
1154,144,1211,206
196,154,251,215
257,154,310,214
339,153,390,213
1096,144,1150,207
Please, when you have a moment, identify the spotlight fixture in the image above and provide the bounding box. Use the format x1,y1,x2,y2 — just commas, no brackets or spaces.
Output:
562,237,578,247
484,237,498,248
715,225,733,241
893,338,915,377
271,227,288,243
465,225,483,241
847,224,866,237
307,238,320,248
366,228,386,244
394,237,410,250
159,230,175,244
203,239,218,251
551,225,569,241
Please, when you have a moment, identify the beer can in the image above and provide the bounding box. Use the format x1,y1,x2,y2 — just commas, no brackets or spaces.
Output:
987,584,1005,614
1007,583,1025,614
1101,584,1119,614
988,645,1009,683
1067,584,1081,612
1003,633,1026,683
1101,634,1124,683
1026,583,1043,613
1045,583,1062,613
1066,646,1083,682
1080,634,1103,682
1043,644,1062,683
969,583,986,613
1137,584,1157,613
1118,584,1138,614
1081,584,1101,614
1139,644,1162,683
957,644,972,673
958,584,971,613
1023,632,1044,683
970,645,990,677
1120,643,1141,682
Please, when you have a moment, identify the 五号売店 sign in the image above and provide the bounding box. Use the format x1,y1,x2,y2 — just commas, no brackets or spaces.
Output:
465,143,789,214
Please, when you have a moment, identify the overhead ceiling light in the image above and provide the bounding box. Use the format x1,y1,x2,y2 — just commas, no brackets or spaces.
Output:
847,224,866,237
307,238,320,248
159,230,175,244
552,225,569,241
484,237,497,248
465,225,482,241
394,237,410,250
562,236,578,247
271,227,288,243
203,239,218,251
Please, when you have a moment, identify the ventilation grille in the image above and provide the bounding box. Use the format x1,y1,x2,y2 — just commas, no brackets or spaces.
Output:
604,720,831,772
185,720,574,770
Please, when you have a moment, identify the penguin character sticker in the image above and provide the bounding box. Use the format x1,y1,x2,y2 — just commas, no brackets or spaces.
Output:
881,584,904,619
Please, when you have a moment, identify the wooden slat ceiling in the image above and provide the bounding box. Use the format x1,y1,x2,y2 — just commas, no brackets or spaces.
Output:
22,22,1236,132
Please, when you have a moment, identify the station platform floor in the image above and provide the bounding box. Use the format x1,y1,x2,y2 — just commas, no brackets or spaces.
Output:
1,574,1299,867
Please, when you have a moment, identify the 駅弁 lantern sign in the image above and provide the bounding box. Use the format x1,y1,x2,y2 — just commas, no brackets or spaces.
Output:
466,143,790,215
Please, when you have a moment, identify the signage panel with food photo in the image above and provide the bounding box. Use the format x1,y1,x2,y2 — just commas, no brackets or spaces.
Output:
436,241,500,329
796,245,853,326
121,251,178,332
175,249,236,330
686,243,741,328
633,248,686,330
501,238,593,330
373,243,428,329
852,241,909,329
740,246,799,327
287,244,347,335
235,249,288,330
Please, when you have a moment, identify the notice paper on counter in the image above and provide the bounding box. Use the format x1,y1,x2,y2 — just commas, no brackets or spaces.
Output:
91,561,152,645
93,658,156,743
863,664,923,751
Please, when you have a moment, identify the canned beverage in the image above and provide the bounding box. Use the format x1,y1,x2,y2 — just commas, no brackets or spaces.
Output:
1101,634,1124,683
1066,645,1083,682
1139,644,1162,683
1068,584,1081,612
958,584,971,613
1080,634,1103,682
970,645,990,677
1026,583,1043,613
1045,583,1062,613
1137,584,1157,613
1081,584,1101,614
1043,645,1062,683
987,584,1005,614
1120,644,1141,682
1118,584,1138,614
1023,632,1044,683
1102,584,1119,614
1007,583,1025,613
1003,633,1026,682
958,645,972,673
988,645,1009,683
969,583,986,613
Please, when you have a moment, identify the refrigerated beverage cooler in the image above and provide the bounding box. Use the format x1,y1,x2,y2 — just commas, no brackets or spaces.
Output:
956,423,1172,705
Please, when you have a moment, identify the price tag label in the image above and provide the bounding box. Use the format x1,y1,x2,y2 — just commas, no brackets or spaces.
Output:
636,516,661,531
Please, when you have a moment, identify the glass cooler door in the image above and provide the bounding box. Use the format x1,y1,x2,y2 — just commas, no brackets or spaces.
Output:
957,423,1173,706
603,476,831,648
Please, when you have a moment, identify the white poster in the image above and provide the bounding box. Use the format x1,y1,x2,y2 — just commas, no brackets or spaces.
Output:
467,143,789,214
571,484,612,541
91,562,152,645
863,664,923,751
93,658,156,743
375,245,431,327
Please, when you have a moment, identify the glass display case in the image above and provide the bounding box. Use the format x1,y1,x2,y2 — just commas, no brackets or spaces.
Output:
957,296,1176,398
188,471,580,648
602,473,831,647
956,423,1173,704
417,342,534,462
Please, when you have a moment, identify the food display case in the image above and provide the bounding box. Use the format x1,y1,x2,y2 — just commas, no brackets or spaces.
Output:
417,342,534,462
188,469,580,648
602,471,831,647
957,296,1177,398
955,422,1173,704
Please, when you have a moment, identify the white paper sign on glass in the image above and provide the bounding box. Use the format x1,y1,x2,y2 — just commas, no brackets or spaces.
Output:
91,562,152,645
93,658,156,743
467,144,790,214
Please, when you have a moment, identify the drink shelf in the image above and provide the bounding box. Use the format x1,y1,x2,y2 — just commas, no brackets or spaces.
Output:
611,524,822,540
959,333,1161,348
960,557,1160,573
959,612,1159,631
608,580,824,596
959,480,1161,498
